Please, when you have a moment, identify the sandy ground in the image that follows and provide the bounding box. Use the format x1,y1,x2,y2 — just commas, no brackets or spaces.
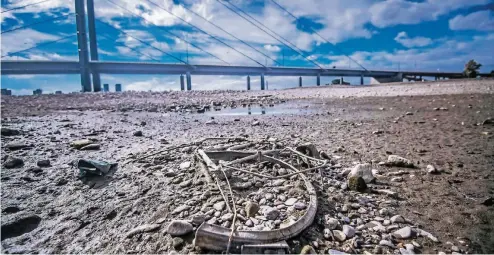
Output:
1,79,493,254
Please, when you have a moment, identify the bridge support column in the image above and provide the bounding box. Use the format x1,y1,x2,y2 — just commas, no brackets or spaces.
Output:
260,73,265,90
186,71,191,90
247,75,251,90
317,74,320,86
87,0,101,92
180,74,185,91
75,0,92,92
340,77,344,84
266,81,268,90
299,76,302,87
360,75,364,85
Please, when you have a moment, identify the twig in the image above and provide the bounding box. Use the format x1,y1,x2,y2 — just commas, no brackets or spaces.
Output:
285,147,326,163
195,155,215,188
223,162,328,179
197,151,232,213
219,165,237,254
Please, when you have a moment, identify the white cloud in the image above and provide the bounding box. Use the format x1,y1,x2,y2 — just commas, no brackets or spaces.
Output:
264,44,281,52
370,0,491,28
394,31,433,48
449,10,494,31
1,28,60,57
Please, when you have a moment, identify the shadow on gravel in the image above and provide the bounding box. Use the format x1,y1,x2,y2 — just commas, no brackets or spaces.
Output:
1,215,41,240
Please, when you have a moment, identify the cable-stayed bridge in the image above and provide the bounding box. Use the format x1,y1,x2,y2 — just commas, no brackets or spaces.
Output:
1,0,490,92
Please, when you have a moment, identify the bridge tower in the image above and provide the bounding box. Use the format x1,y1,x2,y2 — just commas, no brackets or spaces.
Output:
317,74,320,86
86,0,101,92
299,76,302,87
260,73,265,90
74,0,91,92
247,76,251,90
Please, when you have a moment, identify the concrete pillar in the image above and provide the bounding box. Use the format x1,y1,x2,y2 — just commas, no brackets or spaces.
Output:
186,71,191,90
180,74,185,91
260,74,265,90
103,84,109,92
316,74,320,86
360,75,364,85
340,77,344,84
299,76,302,87
74,0,91,92
247,76,251,90
266,81,269,90
87,0,101,92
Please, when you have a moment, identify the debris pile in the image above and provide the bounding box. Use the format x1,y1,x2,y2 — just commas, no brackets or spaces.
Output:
122,137,444,254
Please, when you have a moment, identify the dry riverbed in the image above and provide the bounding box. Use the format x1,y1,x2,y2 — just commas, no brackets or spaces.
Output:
1,79,493,254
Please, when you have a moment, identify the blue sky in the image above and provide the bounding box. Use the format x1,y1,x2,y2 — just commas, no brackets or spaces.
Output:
1,0,494,94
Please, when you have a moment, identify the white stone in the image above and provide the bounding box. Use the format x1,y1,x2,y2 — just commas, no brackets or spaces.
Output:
325,217,339,230
426,164,438,174
284,198,298,206
245,219,254,227
179,161,191,170
213,201,226,211
348,163,375,183
221,213,233,221
342,225,355,238
332,230,346,242
393,226,414,239
293,202,306,210
391,215,406,224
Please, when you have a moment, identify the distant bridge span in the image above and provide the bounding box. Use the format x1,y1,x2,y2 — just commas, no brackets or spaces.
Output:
2,60,487,91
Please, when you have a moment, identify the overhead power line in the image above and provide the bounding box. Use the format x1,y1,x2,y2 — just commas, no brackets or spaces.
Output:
216,0,326,70
104,0,230,66
1,33,75,58
1,13,74,34
268,0,368,72
178,2,283,66
96,19,188,65
98,33,161,62
1,0,53,13
145,0,267,67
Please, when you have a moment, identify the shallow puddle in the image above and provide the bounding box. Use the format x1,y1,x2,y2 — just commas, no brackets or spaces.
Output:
204,103,313,116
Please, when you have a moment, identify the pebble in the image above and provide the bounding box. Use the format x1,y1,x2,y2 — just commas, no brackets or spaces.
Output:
379,239,395,248
333,230,346,241
81,143,101,150
213,201,226,211
265,193,274,200
172,205,190,214
348,163,375,183
325,217,339,230
36,159,51,167
191,214,206,226
179,162,191,170
126,224,161,237
167,220,193,236
264,207,280,220
391,177,403,182
342,225,355,238
387,155,414,168
245,219,253,227
426,164,438,174
391,215,406,224
221,213,233,221
172,237,184,249
393,226,414,239
245,201,259,217
133,130,143,136
293,202,306,210
285,197,298,206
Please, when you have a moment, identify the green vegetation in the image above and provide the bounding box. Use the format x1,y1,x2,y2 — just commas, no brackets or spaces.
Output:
463,60,482,78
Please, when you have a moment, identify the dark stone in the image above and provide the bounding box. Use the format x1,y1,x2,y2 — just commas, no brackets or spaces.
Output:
2,206,21,214
3,157,24,169
27,167,43,174
481,197,493,206
5,143,31,151
348,176,367,192
133,131,143,137
37,160,51,167
1,128,20,136
55,178,68,186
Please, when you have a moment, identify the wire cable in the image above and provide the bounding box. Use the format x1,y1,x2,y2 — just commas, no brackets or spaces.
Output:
1,0,53,13
1,33,75,58
105,0,230,65
96,19,188,65
216,0,325,70
98,33,161,62
178,2,282,66
145,0,267,67
1,13,74,34
268,0,368,71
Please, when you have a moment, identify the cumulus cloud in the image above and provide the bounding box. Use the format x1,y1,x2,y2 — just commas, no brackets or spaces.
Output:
394,32,433,48
449,10,494,31
264,44,281,52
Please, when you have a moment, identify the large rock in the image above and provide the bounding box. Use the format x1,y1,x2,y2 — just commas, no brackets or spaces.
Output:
167,220,193,236
342,225,355,238
324,216,339,230
245,201,259,217
70,139,93,149
213,201,226,211
348,163,375,183
285,198,298,206
387,155,414,168
332,230,346,242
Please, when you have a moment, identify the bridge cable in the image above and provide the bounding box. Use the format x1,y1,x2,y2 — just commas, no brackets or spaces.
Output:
1,13,74,34
96,19,189,65
178,2,282,67
105,0,230,66
268,0,368,72
145,0,267,67
1,33,76,58
216,0,326,70
98,33,161,62
1,0,53,13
